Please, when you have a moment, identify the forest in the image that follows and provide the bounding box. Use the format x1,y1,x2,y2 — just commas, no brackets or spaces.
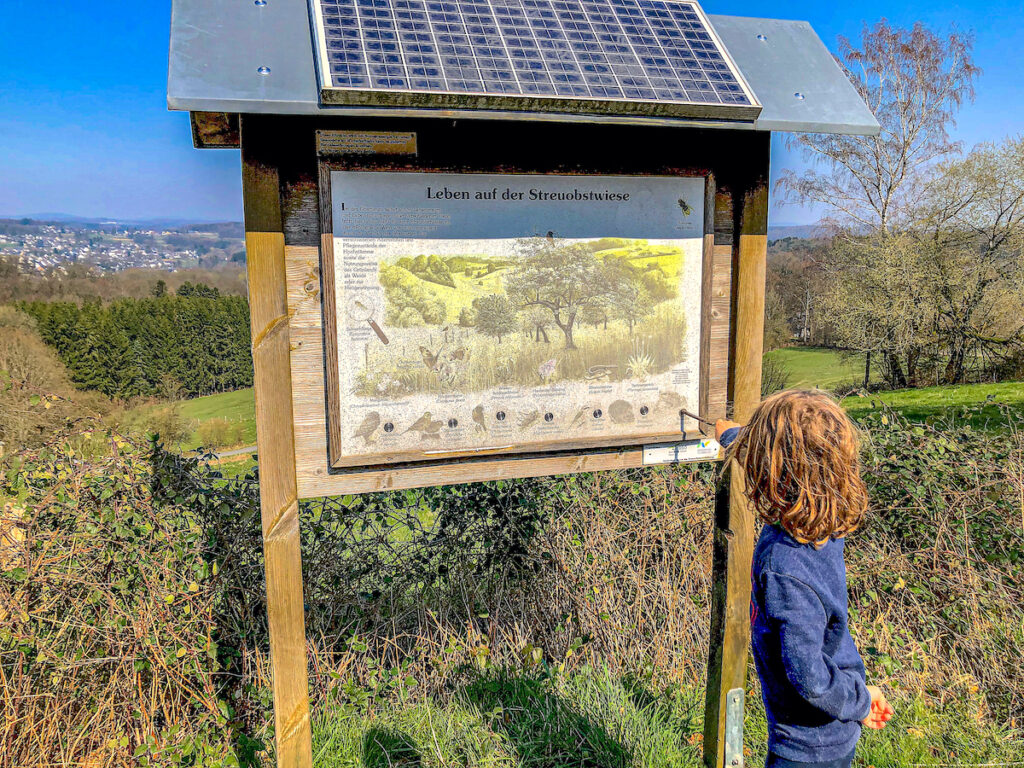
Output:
18,288,253,399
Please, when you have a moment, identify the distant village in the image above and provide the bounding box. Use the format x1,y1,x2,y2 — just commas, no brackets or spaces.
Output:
0,217,245,273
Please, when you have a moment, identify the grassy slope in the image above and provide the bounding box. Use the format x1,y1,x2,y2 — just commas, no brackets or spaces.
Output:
842,380,1024,429
765,347,874,390
128,388,257,451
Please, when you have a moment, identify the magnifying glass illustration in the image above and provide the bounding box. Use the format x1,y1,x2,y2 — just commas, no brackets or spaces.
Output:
347,294,389,345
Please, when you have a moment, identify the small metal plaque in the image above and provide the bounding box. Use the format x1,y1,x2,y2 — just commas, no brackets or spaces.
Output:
725,687,744,768
316,130,417,156
642,438,721,466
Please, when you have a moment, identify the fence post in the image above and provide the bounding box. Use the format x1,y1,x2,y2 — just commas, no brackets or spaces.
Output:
704,144,769,768
241,116,314,768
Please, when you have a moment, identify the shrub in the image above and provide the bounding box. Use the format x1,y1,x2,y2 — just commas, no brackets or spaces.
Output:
1,431,263,767
197,418,244,451
0,308,92,451
146,402,192,447
760,355,791,397
3,405,1024,765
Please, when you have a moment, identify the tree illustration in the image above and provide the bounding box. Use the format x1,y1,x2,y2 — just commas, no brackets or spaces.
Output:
609,280,654,334
506,242,610,349
471,294,518,344
521,306,553,342
580,302,609,330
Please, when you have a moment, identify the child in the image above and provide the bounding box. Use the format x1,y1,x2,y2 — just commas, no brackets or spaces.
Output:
715,390,893,768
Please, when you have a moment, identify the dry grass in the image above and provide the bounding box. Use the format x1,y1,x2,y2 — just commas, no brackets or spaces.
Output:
3,410,1023,766
356,304,688,398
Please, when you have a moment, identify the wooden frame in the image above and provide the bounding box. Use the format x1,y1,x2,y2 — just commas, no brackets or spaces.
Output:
265,116,750,498
237,113,768,768
316,160,716,471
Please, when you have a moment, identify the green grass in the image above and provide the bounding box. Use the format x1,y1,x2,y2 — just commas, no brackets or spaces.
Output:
127,388,256,451
765,347,875,390
301,667,1024,767
213,454,257,479
841,380,1024,430
178,388,256,450
177,387,255,429
767,347,1024,431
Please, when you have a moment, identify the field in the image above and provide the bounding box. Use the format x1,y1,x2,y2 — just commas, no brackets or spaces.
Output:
126,387,256,451
842,380,1024,429
177,387,256,442
765,346,875,389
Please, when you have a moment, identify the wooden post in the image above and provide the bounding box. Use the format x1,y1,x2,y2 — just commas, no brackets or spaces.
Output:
241,117,314,768
703,144,769,768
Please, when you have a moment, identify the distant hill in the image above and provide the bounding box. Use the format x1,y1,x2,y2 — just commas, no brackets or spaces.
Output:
767,223,828,241
6,215,818,244
2,214,242,230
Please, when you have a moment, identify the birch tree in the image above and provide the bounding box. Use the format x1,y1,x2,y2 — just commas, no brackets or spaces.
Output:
780,21,980,234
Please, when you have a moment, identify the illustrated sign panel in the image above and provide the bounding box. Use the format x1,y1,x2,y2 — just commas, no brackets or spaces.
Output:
327,170,705,467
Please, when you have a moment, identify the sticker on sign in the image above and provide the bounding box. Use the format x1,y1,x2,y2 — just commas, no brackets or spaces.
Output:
643,438,722,465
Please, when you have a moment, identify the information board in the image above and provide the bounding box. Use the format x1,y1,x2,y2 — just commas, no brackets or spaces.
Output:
324,170,706,468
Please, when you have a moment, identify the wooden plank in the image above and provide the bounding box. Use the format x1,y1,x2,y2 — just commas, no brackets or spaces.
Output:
732,176,770,423
190,111,239,148
241,119,314,768
698,174,715,425
703,140,769,768
703,462,755,768
706,180,735,421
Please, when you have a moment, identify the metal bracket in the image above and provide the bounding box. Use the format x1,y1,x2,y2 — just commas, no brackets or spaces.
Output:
725,687,744,768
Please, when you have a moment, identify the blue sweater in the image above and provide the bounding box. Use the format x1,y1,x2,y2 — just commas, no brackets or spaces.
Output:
720,427,871,761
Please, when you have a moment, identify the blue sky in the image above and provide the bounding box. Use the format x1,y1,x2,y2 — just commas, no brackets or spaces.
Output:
1,0,1021,224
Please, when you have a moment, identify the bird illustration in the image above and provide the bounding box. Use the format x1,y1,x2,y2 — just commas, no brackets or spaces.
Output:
609,400,634,424
352,411,381,444
405,411,438,434
419,345,444,371
420,419,443,440
472,404,487,433
546,230,555,243
570,405,592,429
584,364,617,381
538,358,557,383
518,410,540,429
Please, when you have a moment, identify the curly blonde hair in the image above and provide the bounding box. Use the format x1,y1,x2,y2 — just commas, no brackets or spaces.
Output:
726,389,869,544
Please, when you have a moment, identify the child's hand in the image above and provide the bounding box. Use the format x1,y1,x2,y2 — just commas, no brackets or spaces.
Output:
715,419,741,442
862,686,894,730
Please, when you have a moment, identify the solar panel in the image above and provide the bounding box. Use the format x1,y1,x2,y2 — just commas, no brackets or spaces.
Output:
310,0,761,120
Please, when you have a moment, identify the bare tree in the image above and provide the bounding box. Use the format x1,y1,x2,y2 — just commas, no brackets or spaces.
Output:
817,234,934,387
915,136,1024,382
819,137,1024,386
780,21,980,234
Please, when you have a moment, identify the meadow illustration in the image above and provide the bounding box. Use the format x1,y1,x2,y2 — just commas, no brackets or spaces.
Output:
351,237,696,399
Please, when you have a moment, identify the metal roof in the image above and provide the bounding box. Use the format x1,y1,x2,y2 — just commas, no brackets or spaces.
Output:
167,0,879,136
